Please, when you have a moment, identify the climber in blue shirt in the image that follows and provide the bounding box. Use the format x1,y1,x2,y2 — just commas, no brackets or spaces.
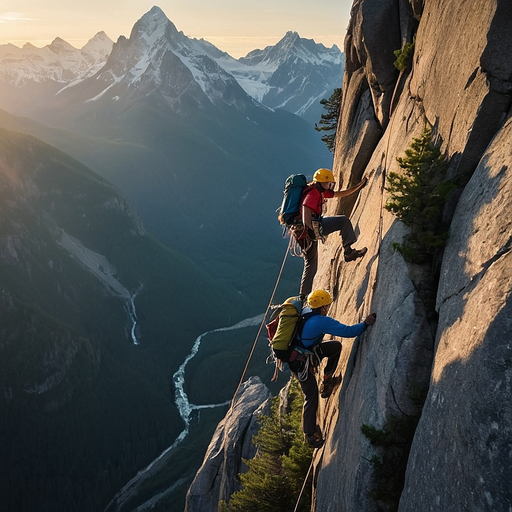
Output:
288,289,376,449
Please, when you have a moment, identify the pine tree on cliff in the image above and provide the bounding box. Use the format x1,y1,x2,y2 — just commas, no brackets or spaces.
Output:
315,87,341,154
222,380,312,511
385,126,456,263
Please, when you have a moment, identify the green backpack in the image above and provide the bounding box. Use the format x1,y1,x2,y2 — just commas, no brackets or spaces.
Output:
266,296,303,361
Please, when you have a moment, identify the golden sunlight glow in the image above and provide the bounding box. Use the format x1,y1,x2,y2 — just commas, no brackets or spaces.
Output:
0,0,351,58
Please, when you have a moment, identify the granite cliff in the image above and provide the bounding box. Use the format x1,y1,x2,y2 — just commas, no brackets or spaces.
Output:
188,0,512,510
317,0,512,510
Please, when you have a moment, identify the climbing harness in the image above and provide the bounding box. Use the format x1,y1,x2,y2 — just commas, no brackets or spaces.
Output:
285,222,312,257
291,345,322,382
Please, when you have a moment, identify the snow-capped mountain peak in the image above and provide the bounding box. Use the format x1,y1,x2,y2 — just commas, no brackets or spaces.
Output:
206,31,344,123
264,30,302,63
129,6,179,47
90,6,250,109
48,37,77,54
0,32,113,86
82,32,114,61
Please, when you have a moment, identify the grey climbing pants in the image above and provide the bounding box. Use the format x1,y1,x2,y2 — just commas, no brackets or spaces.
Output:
298,215,357,297
288,340,341,435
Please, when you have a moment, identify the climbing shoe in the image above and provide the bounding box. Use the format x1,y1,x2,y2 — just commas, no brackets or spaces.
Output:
305,430,324,449
344,247,367,262
320,375,342,398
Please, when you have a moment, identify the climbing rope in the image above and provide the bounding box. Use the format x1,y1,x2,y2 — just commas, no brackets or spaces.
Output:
294,433,332,512
228,110,399,507
349,108,399,320
229,235,293,410
293,452,316,512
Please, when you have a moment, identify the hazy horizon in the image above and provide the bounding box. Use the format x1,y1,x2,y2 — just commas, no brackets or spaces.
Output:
0,0,352,58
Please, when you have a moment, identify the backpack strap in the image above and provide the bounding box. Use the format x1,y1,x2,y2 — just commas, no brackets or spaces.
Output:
293,310,322,348
301,183,317,201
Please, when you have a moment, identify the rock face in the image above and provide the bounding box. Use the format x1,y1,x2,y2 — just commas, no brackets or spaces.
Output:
398,101,512,512
184,376,271,511
311,0,512,511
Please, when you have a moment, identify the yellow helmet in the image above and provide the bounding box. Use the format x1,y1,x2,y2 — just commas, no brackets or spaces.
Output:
313,168,335,183
307,289,333,309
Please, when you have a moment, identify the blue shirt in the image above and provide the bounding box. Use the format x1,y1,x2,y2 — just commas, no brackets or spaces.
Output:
300,314,367,348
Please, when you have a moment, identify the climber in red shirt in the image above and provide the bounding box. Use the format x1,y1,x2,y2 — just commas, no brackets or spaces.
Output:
296,168,368,297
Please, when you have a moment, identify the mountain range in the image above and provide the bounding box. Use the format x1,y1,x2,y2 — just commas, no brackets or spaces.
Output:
0,6,343,511
0,6,338,305
0,31,113,85
0,8,342,124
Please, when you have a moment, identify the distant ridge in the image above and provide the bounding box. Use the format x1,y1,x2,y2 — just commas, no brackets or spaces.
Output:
0,6,343,123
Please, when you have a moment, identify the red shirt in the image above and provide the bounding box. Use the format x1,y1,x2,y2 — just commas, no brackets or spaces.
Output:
302,186,334,216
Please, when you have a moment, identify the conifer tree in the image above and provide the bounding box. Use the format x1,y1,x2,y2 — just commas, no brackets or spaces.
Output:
393,40,415,71
385,127,455,262
315,87,342,154
224,379,312,512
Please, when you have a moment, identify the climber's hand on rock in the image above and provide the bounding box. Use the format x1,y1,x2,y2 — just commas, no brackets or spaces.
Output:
364,313,376,326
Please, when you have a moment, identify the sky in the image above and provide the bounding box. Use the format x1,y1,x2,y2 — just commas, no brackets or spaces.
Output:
0,0,353,58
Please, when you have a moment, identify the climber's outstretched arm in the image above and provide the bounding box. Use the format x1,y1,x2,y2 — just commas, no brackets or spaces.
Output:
333,177,368,199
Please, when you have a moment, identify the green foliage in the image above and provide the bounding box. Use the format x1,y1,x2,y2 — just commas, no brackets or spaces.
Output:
385,127,456,263
226,379,313,512
393,41,415,71
361,414,421,511
315,87,342,154
361,423,391,446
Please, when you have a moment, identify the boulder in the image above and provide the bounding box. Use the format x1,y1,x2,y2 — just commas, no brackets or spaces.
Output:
184,376,271,511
